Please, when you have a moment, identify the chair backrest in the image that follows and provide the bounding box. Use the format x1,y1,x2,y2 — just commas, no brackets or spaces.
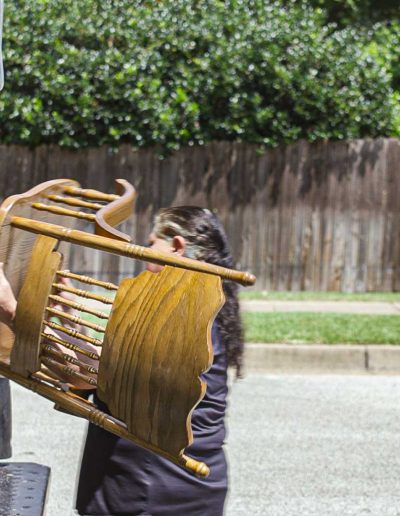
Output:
0,178,136,361
0,179,255,477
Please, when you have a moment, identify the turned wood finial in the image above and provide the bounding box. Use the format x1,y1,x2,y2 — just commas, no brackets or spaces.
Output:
11,217,256,286
180,455,210,478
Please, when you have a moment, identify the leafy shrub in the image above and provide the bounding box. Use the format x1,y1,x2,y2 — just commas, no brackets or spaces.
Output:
0,0,398,150
364,21,400,134
305,0,400,25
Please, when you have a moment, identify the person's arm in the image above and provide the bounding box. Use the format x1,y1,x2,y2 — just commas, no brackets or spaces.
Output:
0,263,17,329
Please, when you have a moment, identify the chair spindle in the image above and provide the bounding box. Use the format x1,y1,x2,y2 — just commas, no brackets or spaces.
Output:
41,344,98,374
41,356,97,386
42,321,103,347
52,283,114,304
45,307,106,333
56,271,118,291
41,332,100,360
47,195,104,210
63,186,119,202
47,295,110,319
32,203,96,222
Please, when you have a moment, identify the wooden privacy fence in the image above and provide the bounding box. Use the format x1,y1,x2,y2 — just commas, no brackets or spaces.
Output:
0,138,399,291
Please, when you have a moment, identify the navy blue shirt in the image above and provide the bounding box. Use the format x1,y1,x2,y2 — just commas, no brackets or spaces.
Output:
76,325,228,516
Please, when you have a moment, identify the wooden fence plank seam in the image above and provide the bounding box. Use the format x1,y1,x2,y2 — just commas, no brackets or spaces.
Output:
0,139,399,292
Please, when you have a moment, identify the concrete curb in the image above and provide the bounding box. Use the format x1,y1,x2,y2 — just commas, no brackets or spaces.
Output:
244,343,400,374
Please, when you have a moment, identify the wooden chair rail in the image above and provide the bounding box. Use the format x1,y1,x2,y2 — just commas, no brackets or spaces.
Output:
45,307,106,333
41,344,98,375
41,356,98,387
0,179,256,478
11,217,256,286
63,186,119,202
47,195,104,210
41,332,100,361
56,270,118,291
0,361,210,477
52,283,114,304
42,321,103,347
94,179,137,242
47,295,110,319
32,202,97,221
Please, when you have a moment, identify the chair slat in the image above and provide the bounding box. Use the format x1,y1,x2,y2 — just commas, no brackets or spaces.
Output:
47,195,103,210
52,283,114,304
46,307,106,333
41,356,97,386
41,344,98,374
56,270,118,291
32,203,96,221
41,332,100,360
63,186,119,202
47,295,109,320
42,321,103,347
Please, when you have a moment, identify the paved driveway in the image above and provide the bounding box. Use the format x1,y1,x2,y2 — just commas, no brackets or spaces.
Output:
6,374,400,516
226,374,400,516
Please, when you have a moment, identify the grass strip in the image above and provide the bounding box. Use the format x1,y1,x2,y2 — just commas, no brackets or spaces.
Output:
243,312,400,345
239,291,400,302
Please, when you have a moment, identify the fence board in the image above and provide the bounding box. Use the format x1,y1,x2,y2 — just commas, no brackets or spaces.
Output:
0,139,399,291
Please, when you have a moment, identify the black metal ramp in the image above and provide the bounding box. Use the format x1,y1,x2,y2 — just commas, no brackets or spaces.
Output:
0,463,50,516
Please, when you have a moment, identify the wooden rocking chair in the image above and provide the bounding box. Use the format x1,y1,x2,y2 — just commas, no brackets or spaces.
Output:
0,179,255,477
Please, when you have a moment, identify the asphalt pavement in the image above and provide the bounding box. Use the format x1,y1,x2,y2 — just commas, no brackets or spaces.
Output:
6,373,400,516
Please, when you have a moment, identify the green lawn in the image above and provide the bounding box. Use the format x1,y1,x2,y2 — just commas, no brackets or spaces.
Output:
243,312,400,345
239,291,400,302
74,300,400,346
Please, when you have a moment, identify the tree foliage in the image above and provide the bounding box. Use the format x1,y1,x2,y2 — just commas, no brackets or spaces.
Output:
0,0,398,150
305,0,400,25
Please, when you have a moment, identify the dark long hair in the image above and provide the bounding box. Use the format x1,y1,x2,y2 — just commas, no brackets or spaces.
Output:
153,206,243,377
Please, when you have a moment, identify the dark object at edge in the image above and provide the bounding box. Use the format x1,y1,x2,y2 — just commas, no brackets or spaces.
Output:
0,462,50,516
0,377,11,459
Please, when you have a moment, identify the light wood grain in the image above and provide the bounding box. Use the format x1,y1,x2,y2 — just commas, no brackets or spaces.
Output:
56,270,118,290
52,283,114,304
45,307,106,333
0,179,79,358
95,179,137,242
47,295,110,320
63,186,119,202
97,266,225,456
32,202,96,221
42,320,103,347
0,178,255,477
10,236,62,377
47,195,103,210
11,217,256,286
0,361,210,476
41,332,100,361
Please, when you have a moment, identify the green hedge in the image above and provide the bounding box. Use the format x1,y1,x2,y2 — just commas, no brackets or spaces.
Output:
0,0,398,150
306,0,400,25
